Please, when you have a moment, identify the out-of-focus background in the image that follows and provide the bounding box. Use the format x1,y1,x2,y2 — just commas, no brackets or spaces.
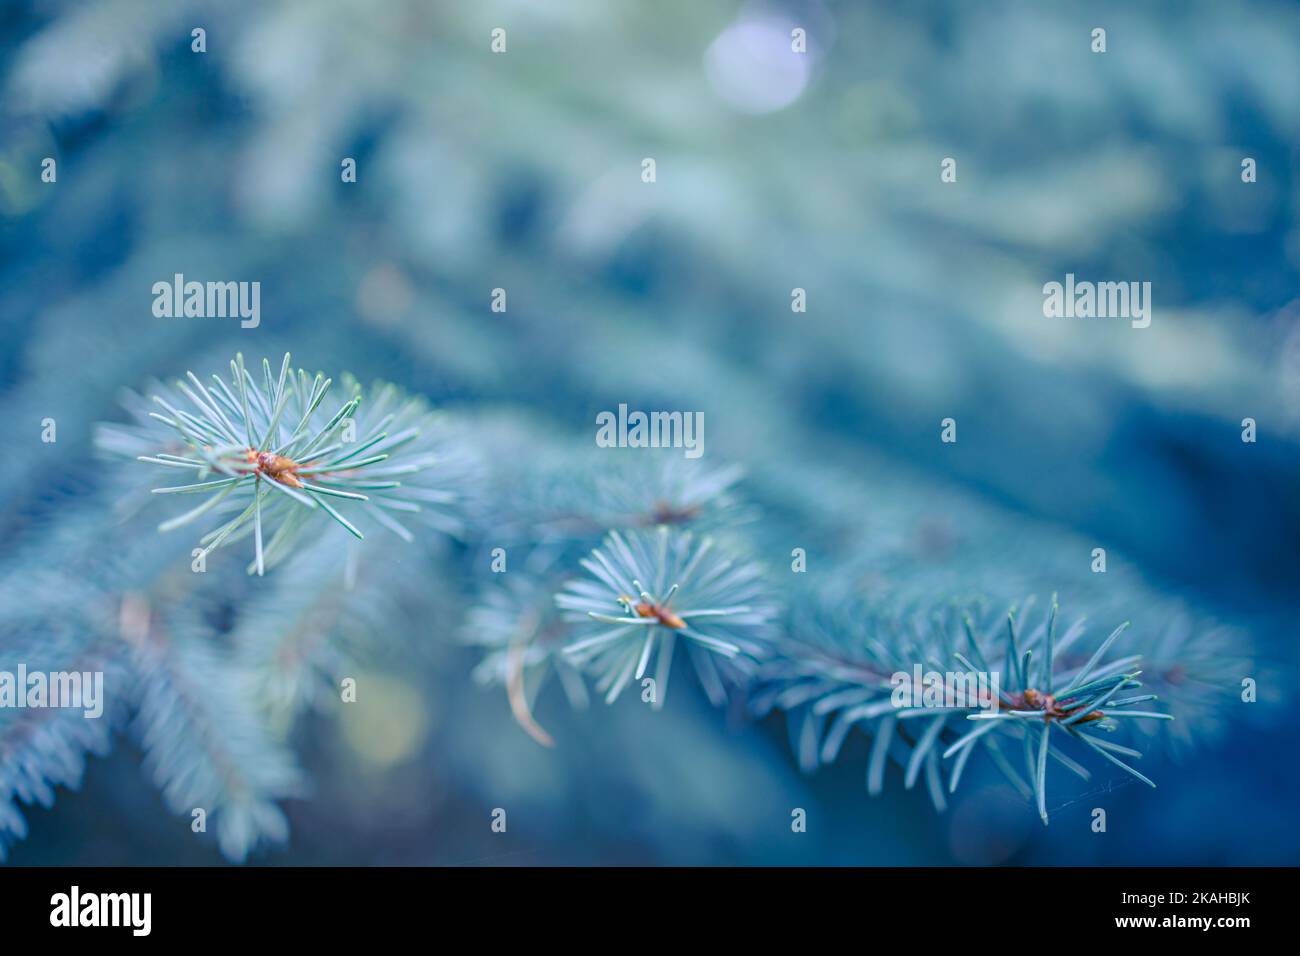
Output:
1,0,1298,865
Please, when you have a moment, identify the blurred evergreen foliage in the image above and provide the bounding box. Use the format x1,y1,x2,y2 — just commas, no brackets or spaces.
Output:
0,0,1297,864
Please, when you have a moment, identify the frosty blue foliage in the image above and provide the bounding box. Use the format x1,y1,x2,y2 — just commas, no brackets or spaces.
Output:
752,585,1217,822
587,459,752,534
557,528,775,707
0,362,1258,857
464,547,589,746
130,620,302,861
98,355,453,574
0,618,129,862
1,0,1292,866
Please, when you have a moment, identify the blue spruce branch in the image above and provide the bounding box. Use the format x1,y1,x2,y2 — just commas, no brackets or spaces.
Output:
0,350,1256,861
